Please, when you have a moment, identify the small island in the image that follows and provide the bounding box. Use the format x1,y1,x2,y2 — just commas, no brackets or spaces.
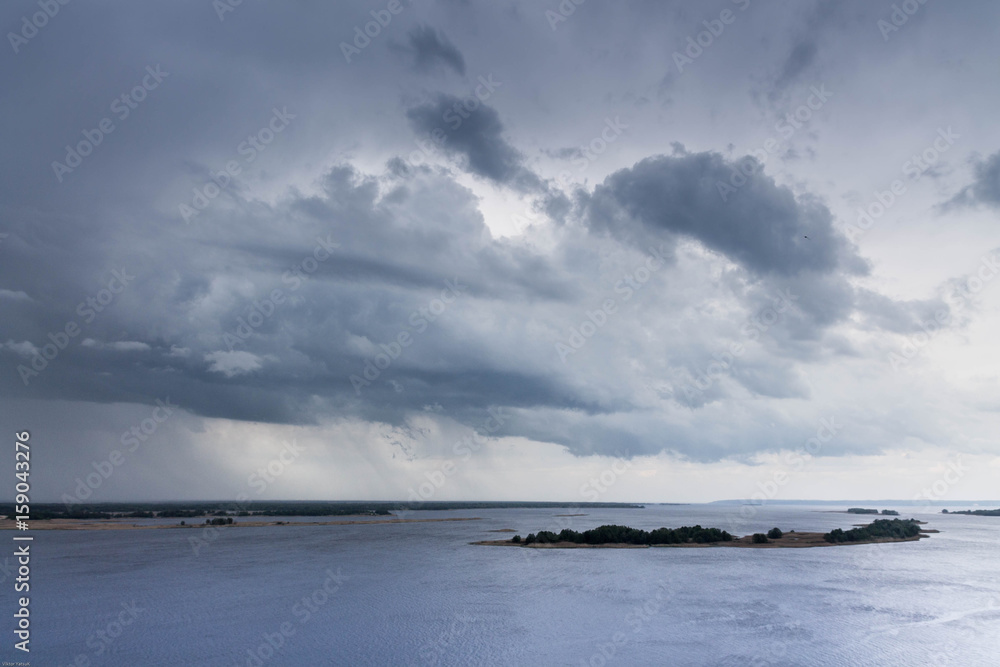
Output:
847,508,899,515
474,518,931,549
941,508,1000,516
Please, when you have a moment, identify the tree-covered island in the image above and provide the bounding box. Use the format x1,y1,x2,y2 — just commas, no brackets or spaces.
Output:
476,518,930,549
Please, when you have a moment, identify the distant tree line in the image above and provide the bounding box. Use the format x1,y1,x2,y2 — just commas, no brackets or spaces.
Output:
515,524,733,546
847,508,899,516
942,508,1000,516
0,500,644,521
824,518,920,543
206,517,233,525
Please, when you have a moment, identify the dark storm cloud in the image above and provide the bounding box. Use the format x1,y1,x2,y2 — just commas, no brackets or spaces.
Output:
0,159,584,431
585,152,863,277
395,25,466,75
946,150,1000,209
406,95,544,192
2,0,997,490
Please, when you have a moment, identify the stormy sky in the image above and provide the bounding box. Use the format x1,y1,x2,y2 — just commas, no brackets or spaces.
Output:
2,0,999,503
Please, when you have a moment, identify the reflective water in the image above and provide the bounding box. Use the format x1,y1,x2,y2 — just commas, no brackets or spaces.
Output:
9,505,1000,666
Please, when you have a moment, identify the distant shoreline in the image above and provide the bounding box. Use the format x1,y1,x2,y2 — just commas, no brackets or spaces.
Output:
0,517,482,531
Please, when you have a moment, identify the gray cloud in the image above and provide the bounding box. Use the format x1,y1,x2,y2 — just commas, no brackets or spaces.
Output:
406,94,544,192
395,25,466,76
585,152,865,278
947,150,1000,209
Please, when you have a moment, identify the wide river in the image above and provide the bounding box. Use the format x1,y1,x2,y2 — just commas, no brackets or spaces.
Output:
6,504,999,666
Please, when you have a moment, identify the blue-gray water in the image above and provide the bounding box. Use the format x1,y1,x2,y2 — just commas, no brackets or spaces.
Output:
6,505,999,666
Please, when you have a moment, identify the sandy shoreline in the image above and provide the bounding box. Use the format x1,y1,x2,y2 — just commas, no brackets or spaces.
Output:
473,530,932,549
0,517,482,531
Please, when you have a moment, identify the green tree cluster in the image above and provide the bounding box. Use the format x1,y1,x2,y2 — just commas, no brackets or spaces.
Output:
205,517,234,526
823,518,920,543
514,524,733,546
